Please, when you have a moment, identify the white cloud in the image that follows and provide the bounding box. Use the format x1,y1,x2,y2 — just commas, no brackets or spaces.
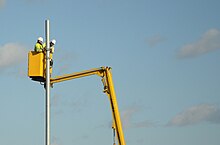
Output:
121,106,138,128
146,35,165,47
178,28,220,58
167,104,220,126
0,43,27,69
0,0,5,8
121,106,154,128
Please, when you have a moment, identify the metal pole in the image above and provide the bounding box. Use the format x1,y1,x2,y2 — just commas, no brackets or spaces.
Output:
45,20,50,145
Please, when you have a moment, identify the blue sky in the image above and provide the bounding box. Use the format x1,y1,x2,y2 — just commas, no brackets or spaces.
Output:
0,0,220,145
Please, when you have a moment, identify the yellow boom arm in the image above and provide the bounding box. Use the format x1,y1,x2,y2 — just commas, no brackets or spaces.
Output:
50,66,126,145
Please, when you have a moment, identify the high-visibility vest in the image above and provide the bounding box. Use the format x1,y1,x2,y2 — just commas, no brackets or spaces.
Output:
34,42,46,52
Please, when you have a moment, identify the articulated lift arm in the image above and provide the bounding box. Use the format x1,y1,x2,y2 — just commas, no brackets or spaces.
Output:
50,66,126,145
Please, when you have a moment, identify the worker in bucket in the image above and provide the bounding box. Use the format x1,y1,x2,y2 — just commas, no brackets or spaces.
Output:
34,37,46,52
49,39,56,67
50,39,56,53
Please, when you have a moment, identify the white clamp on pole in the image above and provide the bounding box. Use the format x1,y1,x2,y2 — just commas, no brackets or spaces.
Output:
45,19,50,145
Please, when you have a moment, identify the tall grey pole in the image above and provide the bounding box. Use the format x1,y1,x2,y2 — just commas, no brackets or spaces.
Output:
45,20,50,145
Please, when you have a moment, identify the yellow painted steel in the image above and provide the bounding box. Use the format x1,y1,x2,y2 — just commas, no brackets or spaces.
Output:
50,67,104,84
28,51,53,81
104,67,126,145
29,63,126,144
50,67,126,145
28,51,45,77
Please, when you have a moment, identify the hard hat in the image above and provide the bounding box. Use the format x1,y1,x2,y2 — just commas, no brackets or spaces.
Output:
38,37,43,42
51,39,56,45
